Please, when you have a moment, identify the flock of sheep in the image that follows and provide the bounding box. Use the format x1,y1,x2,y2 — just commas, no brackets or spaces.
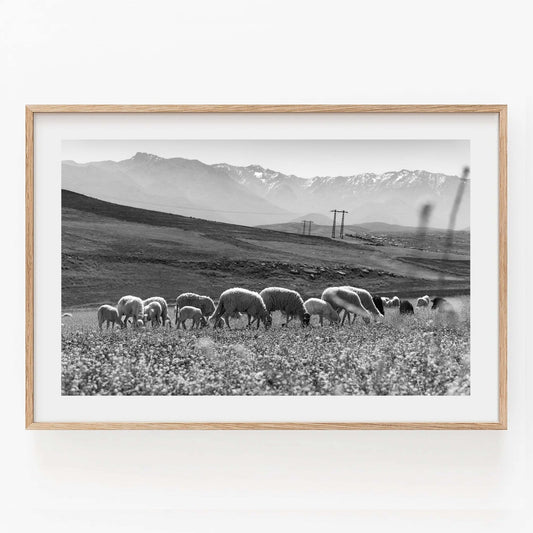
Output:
94,286,455,331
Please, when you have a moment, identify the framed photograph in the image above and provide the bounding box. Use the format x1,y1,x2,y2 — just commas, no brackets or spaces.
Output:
26,105,507,429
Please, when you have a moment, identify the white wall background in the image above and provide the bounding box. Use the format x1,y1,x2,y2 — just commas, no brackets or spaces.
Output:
0,0,531,531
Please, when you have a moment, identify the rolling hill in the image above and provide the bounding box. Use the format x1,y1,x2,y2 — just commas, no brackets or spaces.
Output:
62,190,470,308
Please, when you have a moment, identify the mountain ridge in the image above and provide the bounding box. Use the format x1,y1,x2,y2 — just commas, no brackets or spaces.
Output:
62,151,470,228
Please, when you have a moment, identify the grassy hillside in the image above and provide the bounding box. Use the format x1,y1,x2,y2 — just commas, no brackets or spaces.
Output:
62,190,470,308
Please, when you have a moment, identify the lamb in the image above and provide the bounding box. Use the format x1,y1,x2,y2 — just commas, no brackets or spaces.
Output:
321,287,372,324
117,295,144,328
416,295,431,307
304,298,340,326
97,305,120,330
399,299,414,315
259,287,310,327
176,305,208,330
143,297,169,326
338,286,383,325
175,293,216,324
431,297,456,314
144,301,163,327
210,288,272,329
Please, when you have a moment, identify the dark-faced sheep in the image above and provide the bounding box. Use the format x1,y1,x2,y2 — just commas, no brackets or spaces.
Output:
321,287,372,325
372,295,385,315
210,288,272,329
304,298,339,326
399,300,414,315
97,305,120,330
259,287,310,327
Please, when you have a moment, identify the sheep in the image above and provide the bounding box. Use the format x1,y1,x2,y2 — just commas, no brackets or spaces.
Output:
304,298,340,326
212,310,243,329
372,295,385,316
431,297,457,314
388,296,400,308
321,287,372,325
210,288,272,329
399,300,414,315
381,297,390,306
143,297,169,326
259,287,310,327
97,305,120,330
175,293,216,324
117,295,144,328
416,295,431,307
144,301,163,327
338,286,383,325
176,305,208,330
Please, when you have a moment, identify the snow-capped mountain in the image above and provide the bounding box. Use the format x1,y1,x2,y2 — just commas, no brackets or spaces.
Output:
62,152,469,228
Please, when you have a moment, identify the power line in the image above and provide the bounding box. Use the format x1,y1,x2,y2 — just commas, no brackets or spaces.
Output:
331,209,348,239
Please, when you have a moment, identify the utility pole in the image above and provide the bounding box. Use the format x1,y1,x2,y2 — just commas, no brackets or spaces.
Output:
331,210,338,238
339,210,348,239
302,220,307,235
307,220,312,235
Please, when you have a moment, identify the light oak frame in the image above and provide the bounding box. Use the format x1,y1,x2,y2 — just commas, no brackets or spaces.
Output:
25,105,508,430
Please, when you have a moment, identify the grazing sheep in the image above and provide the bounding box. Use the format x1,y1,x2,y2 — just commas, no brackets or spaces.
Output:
210,288,272,329
259,287,310,327
176,306,208,330
117,295,144,328
431,297,456,314
304,298,340,326
372,295,385,315
388,296,400,308
338,286,383,325
143,297,169,326
97,305,120,330
416,295,431,307
175,293,216,324
321,287,372,324
399,300,414,315
144,301,163,327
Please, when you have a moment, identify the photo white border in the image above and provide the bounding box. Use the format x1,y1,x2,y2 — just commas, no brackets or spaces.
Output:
31,110,501,424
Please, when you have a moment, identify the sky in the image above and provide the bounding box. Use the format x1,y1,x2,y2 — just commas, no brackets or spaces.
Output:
62,139,470,178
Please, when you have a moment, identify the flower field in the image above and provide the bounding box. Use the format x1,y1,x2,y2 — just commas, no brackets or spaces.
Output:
61,297,470,396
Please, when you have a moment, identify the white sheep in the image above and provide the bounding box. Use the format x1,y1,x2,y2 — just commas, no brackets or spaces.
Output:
339,286,383,324
143,297,169,325
176,305,208,330
210,288,272,329
304,298,340,326
97,305,120,330
416,295,431,307
175,293,216,324
144,301,163,327
117,295,144,328
388,296,400,308
321,287,372,324
259,287,310,327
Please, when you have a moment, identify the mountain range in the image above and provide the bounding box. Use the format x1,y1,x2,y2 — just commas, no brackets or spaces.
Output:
62,152,470,228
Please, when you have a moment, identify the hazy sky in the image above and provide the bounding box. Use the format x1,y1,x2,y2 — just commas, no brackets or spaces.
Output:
63,139,469,177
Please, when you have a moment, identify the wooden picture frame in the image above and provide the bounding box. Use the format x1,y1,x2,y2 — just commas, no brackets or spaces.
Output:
26,104,507,430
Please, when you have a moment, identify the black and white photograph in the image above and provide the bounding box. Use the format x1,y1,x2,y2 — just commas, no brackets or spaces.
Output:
61,138,471,396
